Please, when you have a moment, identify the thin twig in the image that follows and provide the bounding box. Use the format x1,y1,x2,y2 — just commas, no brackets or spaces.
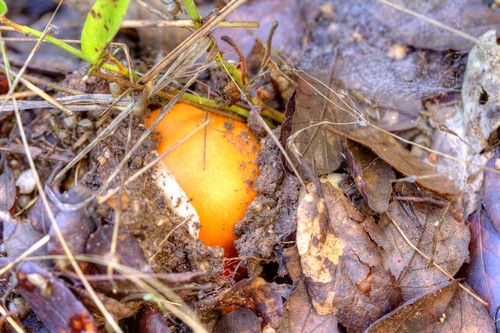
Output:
259,20,279,74
221,35,247,84
0,303,25,333
0,143,73,162
393,196,448,207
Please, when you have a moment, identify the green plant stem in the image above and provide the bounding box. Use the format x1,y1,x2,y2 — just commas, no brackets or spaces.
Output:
180,92,248,118
182,0,203,29
181,0,244,87
180,1,283,126
0,16,128,76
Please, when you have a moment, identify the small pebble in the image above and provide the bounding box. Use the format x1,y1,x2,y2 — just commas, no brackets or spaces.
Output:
109,82,123,97
58,129,70,141
387,43,408,61
320,2,335,19
77,119,94,132
17,195,32,208
62,115,78,129
8,297,30,318
16,169,36,194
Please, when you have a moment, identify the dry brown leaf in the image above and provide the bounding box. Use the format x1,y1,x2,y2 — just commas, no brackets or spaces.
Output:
482,151,500,232
366,282,494,332
296,182,401,332
345,140,396,213
380,196,470,301
438,282,495,333
196,277,283,330
466,207,500,326
283,74,356,178
278,282,339,333
16,261,98,332
329,126,459,195
430,30,500,218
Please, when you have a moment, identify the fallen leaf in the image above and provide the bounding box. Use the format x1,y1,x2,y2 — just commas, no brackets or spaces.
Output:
366,281,495,332
283,74,356,178
430,30,500,218
47,187,96,271
196,277,283,329
330,126,459,196
366,282,457,332
29,196,59,235
278,282,339,333
86,224,151,274
3,219,46,260
461,30,500,155
380,195,470,301
345,140,396,213
439,283,495,333
466,209,500,327
69,284,136,320
297,183,401,332
16,261,97,333
482,150,500,233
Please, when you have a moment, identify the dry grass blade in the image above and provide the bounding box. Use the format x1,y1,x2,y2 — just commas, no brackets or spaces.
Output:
74,255,208,333
151,35,213,95
5,68,73,116
0,94,130,112
141,0,247,83
0,303,25,333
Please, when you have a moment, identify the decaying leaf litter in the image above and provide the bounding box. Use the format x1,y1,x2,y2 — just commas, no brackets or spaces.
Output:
0,0,499,332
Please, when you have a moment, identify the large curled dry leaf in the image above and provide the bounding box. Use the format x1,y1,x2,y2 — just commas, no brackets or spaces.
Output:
380,195,470,301
345,140,396,213
296,182,401,332
430,30,500,218
482,150,500,232
278,282,339,333
366,282,494,332
196,277,283,330
16,261,97,332
282,74,358,178
329,126,459,196
466,196,500,325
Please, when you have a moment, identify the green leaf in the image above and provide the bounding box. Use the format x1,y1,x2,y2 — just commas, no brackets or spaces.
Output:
81,0,130,65
0,1,8,16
